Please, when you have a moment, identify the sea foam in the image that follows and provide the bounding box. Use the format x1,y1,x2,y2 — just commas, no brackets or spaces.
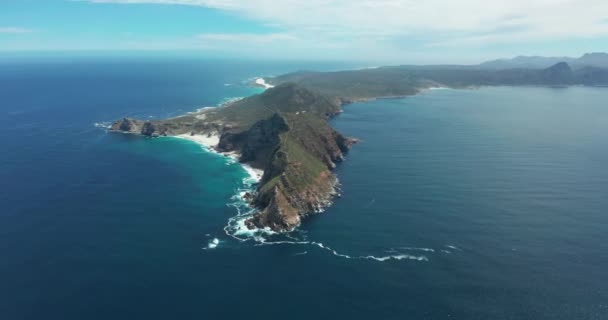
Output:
94,122,112,129
254,78,274,89
206,238,220,249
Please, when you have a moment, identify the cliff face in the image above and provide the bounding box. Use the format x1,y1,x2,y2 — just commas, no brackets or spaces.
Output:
216,111,355,231
248,170,337,231
110,118,173,137
111,84,356,232
245,113,356,231
216,113,289,168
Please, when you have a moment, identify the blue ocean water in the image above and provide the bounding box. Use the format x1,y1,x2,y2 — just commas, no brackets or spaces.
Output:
1,58,608,319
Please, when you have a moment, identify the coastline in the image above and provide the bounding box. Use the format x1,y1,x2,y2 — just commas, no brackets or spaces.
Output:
172,133,264,182
170,79,275,183
254,77,275,89
170,132,271,243
109,79,355,234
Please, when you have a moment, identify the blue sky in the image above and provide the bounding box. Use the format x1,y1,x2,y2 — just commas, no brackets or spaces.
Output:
1,0,608,64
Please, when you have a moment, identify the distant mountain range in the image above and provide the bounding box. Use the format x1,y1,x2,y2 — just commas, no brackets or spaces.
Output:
480,52,608,69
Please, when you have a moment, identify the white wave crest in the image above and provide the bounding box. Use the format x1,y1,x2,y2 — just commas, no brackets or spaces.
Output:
218,166,433,263
205,238,220,249
445,245,462,251
256,240,429,262
254,78,274,89
241,163,263,183
219,96,244,106
362,254,428,262
93,122,112,129
398,247,436,252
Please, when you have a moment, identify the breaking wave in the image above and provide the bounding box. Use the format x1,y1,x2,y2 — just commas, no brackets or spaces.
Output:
208,165,460,263
205,238,220,249
256,240,430,262
93,121,112,129
219,96,244,106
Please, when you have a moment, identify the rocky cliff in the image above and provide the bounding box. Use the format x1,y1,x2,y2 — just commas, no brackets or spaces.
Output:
245,112,356,231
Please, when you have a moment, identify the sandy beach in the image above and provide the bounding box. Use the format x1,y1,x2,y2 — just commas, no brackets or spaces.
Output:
174,133,264,182
254,78,274,89
176,133,220,147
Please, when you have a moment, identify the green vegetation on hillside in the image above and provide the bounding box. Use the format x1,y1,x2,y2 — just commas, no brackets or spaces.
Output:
271,63,608,101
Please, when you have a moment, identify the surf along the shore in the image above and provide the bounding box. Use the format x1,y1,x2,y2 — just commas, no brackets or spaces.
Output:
161,78,439,263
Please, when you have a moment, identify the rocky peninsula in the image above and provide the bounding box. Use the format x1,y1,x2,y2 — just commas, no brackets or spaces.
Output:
111,60,608,232
112,83,357,232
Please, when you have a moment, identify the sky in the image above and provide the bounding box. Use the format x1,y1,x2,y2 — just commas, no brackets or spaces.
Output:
1,0,608,64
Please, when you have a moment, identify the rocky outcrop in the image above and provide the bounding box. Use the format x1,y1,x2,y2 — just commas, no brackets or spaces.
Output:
247,168,339,232
243,113,355,232
110,118,141,133
217,113,289,168
110,118,171,137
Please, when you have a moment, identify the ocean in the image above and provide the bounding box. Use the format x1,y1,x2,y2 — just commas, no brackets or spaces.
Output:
1,58,607,319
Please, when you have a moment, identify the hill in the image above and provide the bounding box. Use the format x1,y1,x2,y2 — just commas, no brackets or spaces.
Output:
480,52,608,70
111,83,356,232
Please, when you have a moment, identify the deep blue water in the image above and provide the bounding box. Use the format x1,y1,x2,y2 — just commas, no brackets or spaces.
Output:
1,59,608,320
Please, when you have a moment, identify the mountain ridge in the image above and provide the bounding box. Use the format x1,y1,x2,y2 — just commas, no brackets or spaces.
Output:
480,52,608,69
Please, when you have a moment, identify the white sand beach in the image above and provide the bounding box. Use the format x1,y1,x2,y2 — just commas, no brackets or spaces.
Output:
255,78,274,89
176,133,220,148
174,133,264,182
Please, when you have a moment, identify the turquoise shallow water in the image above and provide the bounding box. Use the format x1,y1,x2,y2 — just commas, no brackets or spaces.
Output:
1,59,608,319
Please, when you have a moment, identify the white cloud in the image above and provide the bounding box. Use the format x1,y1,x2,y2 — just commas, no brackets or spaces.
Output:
197,32,295,44
83,0,608,62
86,0,608,38
0,27,35,34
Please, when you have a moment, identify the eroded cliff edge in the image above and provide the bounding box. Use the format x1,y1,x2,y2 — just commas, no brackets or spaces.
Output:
111,83,357,232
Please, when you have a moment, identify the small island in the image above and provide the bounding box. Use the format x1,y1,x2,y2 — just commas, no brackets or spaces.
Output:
111,60,608,232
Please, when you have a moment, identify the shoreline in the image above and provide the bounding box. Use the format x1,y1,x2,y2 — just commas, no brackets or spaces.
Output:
172,133,264,182
254,77,275,89
169,133,271,245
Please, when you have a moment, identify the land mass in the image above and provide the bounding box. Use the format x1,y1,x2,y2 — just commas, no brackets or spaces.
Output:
111,56,608,232
112,83,356,232
479,52,608,70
